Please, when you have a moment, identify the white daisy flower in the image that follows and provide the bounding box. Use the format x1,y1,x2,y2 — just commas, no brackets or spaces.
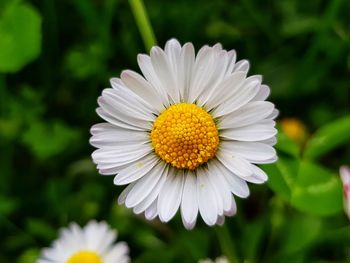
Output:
199,256,230,263
37,220,130,263
90,39,278,229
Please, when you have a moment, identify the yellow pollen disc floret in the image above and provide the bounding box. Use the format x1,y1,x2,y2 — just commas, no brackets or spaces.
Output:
151,103,219,170
66,251,102,263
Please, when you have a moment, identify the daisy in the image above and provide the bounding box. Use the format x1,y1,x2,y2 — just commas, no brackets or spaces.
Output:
90,39,278,229
340,165,350,220
199,256,229,263
37,220,130,263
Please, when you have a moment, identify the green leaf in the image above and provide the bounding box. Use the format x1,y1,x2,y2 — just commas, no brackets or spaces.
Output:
0,195,18,216
0,2,42,72
291,161,343,216
281,215,321,254
303,116,350,160
26,218,56,241
21,120,80,160
262,157,299,201
275,129,300,157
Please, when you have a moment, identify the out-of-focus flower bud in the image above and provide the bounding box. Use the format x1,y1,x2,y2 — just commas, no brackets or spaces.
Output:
340,165,350,220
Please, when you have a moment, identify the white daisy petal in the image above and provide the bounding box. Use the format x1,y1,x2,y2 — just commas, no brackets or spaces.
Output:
90,123,149,148
204,71,246,110
220,141,276,163
212,75,261,117
120,70,165,113
179,42,195,100
220,120,277,141
145,199,158,220
268,109,279,120
224,50,237,76
181,171,199,230
216,151,253,178
158,168,185,222
252,84,270,101
104,242,130,263
219,101,275,129
209,160,250,198
224,197,237,216
108,81,155,119
133,166,169,214
197,168,218,226
96,107,145,131
137,54,170,106
150,46,180,103
125,162,166,208
233,59,250,73
98,96,152,130
114,154,159,185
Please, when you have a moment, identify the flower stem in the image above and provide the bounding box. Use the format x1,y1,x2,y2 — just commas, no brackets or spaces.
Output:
215,225,240,263
128,0,157,51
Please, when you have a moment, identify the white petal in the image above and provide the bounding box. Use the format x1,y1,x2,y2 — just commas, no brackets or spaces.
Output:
107,82,155,121
196,51,229,106
92,144,152,165
252,84,270,101
98,96,152,130
220,141,276,163
204,71,246,110
120,70,165,112
219,120,277,141
133,166,169,214
125,163,166,208
213,76,262,117
104,242,130,263
137,54,170,106
158,168,185,222
90,123,149,148
250,164,268,183
259,136,277,146
216,215,225,226
209,160,249,198
164,38,181,71
224,197,237,216
181,171,198,230
216,151,253,178
197,168,218,226
219,101,275,129
145,199,158,220
118,182,136,205
268,109,279,120
224,50,237,76
96,108,144,131
233,59,250,73
150,46,180,103
179,42,195,100
114,154,159,185
188,47,213,103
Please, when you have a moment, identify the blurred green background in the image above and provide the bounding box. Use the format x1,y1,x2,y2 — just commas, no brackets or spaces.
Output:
1,0,350,262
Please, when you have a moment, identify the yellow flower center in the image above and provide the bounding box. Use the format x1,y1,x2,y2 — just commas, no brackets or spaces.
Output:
66,251,102,263
151,103,219,170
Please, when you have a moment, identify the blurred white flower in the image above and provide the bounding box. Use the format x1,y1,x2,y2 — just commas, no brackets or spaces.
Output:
90,39,278,229
340,165,350,220
37,220,130,263
199,256,230,263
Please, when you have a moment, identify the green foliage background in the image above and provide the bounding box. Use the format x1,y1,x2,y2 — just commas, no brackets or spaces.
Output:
0,0,350,262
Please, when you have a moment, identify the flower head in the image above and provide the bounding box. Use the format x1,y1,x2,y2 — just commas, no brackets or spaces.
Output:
90,39,278,229
37,221,130,263
340,165,350,220
199,256,230,263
